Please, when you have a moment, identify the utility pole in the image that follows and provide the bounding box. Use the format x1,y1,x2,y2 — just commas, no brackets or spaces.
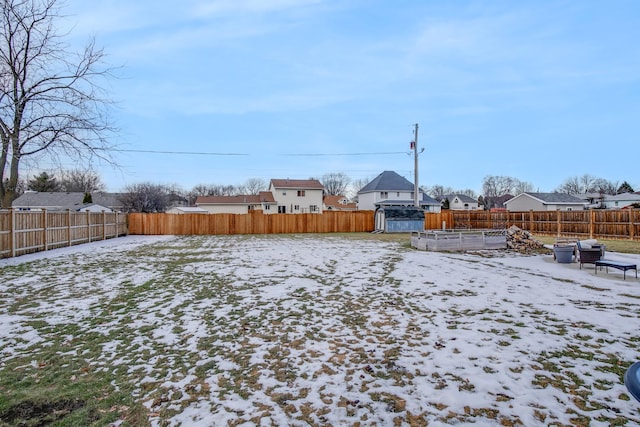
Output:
411,123,423,207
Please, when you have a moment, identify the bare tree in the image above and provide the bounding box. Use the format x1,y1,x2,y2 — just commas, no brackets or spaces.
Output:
457,188,477,199
592,178,618,195
120,182,169,213
0,0,116,208
482,175,519,209
322,172,351,196
513,180,534,195
187,183,238,205
556,174,617,195
241,178,267,195
427,185,455,202
58,169,105,192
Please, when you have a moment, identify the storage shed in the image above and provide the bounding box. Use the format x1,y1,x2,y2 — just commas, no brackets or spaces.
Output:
374,206,425,233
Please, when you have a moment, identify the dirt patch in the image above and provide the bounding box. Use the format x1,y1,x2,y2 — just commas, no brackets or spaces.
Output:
1,398,86,426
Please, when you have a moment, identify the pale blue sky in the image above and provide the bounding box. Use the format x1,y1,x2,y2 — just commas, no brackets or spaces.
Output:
44,0,640,193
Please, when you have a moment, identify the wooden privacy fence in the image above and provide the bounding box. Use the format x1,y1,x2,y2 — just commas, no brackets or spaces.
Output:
430,209,640,241
0,209,128,259
129,209,639,241
129,209,640,240
128,211,375,235
4,209,636,258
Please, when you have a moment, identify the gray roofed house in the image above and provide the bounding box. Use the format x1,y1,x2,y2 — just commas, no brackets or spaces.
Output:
504,192,587,211
357,171,441,212
11,192,125,212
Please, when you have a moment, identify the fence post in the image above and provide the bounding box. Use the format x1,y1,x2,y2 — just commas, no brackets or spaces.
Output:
556,210,561,236
43,208,48,251
10,208,15,258
630,209,636,241
529,210,533,233
103,211,107,240
87,210,91,242
589,210,595,239
67,210,72,246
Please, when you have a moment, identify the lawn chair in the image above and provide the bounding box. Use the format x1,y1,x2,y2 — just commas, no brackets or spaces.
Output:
576,240,602,269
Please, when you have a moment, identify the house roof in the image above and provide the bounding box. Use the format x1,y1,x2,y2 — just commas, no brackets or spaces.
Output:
376,193,440,207
168,206,208,213
606,192,640,202
579,192,640,202
12,192,124,210
505,192,585,205
323,195,357,210
270,179,324,190
359,171,414,193
444,193,478,204
196,192,276,205
66,203,112,212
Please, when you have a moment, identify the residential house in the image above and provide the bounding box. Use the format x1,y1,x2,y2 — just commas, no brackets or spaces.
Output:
11,191,124,212
269,179,324,213
504,192,586,211
195,192,277,214
443,194,482,210
578,192,640,209
486,194,514,210
357,171,441,212
166,206,209,214
323,195,357,211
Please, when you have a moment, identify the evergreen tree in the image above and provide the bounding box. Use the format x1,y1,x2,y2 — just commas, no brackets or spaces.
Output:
28,172,59,192
617,181,634,194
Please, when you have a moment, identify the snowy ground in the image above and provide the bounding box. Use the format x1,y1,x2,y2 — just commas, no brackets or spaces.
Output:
1,234,640,426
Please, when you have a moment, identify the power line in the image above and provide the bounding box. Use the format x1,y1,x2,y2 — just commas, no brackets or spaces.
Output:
279,151,407,157
114,149,248,156
113,148,409,157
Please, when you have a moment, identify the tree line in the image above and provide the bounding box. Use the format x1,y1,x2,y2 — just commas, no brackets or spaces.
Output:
10,170,637,213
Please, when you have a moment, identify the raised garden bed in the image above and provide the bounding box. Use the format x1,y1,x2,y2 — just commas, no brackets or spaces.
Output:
411,229,507,251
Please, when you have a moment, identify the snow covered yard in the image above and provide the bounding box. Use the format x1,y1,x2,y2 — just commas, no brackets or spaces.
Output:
1,234,640,426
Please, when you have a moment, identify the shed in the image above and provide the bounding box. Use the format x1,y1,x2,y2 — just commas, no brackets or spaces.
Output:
375,206,425,233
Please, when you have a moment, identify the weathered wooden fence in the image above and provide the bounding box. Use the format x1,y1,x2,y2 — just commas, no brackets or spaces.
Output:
128,211,375,235
432,209,640,240
0,209,128,259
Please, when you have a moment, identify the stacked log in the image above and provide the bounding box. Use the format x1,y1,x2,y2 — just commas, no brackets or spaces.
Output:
506,225,549,254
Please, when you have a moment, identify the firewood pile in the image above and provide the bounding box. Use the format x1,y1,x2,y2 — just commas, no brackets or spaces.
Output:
506,225,549,254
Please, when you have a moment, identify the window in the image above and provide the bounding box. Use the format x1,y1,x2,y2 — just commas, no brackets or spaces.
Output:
397,192,400,197
380,191,388,198
297,190,305,197
282,191,287,196
294,205,300,211
264,205,270,211
310,205,318,212
278,206,286,213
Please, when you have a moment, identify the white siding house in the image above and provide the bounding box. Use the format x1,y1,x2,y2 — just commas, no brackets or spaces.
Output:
269,179,324,214
579,192,640,209
357,171,441,212
443,194,482,210
196,192,277,214
504,192,586,211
